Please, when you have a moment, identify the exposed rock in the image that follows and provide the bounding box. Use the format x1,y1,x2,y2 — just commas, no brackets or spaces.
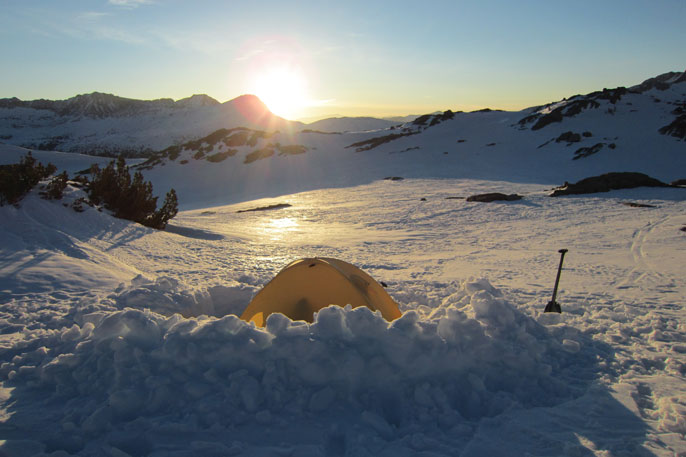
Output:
206,149,237,162
412,110,456,128
300,129,341,135
141,127,276,168
519,99,601,131
384,176,404,181
277,144,308,156
244,147,274,164
659,114,686,140
630,71,686,93
236,203,291,213
621,202,656,208
583,131,593,137
573,143,605,160
671,179,686,186
346,132,417,152
550,172,672,197
466,193,523,202
517,79,657,131
586,87,628,104
556,131,581,143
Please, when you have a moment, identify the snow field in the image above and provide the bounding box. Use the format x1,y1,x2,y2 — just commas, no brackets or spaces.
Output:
1,177,685,455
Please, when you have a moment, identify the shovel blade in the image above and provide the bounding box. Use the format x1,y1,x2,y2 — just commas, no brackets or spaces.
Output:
544,300,561,313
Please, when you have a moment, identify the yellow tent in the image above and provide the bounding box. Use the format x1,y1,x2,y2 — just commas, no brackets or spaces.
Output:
240,257,402,326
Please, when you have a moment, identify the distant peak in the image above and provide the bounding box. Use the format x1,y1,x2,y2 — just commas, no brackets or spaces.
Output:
68,91,122,101
227,94,271,115
229,94,268,108
175,94,220,107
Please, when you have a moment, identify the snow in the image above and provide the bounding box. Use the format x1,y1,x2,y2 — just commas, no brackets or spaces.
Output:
0,95,297,154
1,74,685,455
1,173,685,456
0,143,130,175
130,81,686,210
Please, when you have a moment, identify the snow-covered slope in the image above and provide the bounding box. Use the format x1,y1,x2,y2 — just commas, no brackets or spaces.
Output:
124,71,686,209
0,143,144,174
1,177,685,456
0,92,300,156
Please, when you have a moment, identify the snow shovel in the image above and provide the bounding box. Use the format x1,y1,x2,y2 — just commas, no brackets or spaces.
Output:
544,249,568,313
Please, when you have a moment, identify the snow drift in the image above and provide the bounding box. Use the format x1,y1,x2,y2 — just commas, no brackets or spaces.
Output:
1,277,598,456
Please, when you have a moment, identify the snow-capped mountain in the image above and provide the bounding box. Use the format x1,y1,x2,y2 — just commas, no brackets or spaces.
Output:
125,70,686,208
0,92,299,156
304,116,399,133
1,71,684,209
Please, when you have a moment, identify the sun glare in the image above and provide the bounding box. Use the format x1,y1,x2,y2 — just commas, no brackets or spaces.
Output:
254,66,308,120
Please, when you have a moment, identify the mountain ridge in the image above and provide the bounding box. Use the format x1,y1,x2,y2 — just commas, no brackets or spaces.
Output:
0,91,223,118
0,92,297,156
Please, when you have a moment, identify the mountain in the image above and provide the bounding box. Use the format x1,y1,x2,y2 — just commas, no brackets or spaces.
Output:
304,116,399,133
1,70,684,209
119,70,685,208
383,112,439,123
0,92,198,118
0,92,298,156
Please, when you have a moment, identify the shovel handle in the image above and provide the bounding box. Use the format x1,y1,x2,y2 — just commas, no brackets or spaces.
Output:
551,249,568,303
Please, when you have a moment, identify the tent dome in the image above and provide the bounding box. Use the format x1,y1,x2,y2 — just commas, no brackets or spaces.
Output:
240,257,402,326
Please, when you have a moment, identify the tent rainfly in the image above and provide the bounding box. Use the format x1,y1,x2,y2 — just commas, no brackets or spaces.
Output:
240,257,402,326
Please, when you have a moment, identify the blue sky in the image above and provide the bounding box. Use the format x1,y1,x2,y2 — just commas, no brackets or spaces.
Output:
1,0,684,120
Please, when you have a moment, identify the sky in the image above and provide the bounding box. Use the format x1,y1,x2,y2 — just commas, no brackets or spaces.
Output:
1,0,685,121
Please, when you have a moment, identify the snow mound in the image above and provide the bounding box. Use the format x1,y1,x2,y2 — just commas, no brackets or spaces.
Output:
107,274,257,318
1,278,593,454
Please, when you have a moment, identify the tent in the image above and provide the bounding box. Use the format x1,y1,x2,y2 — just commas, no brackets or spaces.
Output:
240,257,402,326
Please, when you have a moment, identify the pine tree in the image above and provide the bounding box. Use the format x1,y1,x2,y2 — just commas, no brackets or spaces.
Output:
87,157,178,229
145,188,178,229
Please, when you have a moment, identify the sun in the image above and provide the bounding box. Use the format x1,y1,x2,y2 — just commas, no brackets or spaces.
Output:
253,66,308,120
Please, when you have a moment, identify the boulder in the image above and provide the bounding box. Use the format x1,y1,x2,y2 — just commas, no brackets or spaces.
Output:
466,193,523,202
555,131,581,143
551,172,672,197
621,202,656,208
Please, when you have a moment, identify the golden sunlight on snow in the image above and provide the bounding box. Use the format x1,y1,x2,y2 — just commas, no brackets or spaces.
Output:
263,216,300,241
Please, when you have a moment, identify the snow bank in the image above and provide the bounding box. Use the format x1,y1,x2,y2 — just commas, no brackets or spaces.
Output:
0,278,589,455
107,274,257,318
